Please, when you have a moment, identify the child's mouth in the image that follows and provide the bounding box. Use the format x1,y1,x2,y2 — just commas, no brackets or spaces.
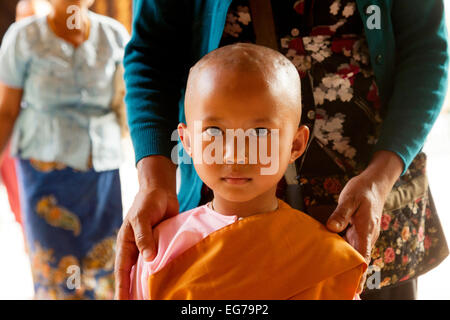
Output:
221,177,252,185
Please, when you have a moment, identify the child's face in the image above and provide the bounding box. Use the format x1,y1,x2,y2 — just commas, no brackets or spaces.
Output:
179,65,309,204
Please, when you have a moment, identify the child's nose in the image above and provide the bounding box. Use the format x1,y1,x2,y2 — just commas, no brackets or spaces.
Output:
223,136,249,165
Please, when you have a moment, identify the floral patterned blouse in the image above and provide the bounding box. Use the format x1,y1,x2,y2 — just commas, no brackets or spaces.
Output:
220,0,449,292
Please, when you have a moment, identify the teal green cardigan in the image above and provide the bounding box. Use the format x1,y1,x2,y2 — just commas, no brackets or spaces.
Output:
124,0,449,212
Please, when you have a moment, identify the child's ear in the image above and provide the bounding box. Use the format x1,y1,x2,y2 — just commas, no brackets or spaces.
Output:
289,125,309,163
178,123,192,157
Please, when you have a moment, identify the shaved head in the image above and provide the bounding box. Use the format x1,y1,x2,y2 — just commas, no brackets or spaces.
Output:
179,44,309,208
185,43,302,126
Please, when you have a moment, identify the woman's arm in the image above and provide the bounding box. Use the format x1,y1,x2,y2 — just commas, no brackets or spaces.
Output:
116,0,192,299
0,82,22,155
327,0,449,292
374,0,449,174
124,0,191,163
0,22,31,149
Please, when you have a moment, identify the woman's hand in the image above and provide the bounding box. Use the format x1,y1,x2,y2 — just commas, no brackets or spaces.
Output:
114,156,179,300
326,151,404,293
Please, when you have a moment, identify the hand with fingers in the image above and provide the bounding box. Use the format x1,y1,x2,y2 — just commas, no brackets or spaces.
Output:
326,150,403,294
114,156,178,300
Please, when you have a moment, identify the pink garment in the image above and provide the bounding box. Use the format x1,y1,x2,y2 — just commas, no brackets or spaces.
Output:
130,203,239,300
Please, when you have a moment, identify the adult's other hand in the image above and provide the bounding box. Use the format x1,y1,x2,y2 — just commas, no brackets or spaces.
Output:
326,151,403,293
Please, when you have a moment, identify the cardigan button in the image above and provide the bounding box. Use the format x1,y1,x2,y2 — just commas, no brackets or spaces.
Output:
375,54,383,64
307,110,316,120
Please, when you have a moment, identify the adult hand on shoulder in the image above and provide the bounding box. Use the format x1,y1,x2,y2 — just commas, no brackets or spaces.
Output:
326,151,404,294
114,156,179,300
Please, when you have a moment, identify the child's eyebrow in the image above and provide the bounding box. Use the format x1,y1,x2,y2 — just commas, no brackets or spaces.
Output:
200,116,279,127
200,116,225,124
249,118,279,126
201,116,279,127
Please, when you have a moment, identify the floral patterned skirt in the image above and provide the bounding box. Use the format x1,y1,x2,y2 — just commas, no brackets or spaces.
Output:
299,152,449,291
16,159,122,300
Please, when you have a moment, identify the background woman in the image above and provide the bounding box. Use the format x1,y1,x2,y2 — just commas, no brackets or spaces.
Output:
0,0,129,299
0,0,51,251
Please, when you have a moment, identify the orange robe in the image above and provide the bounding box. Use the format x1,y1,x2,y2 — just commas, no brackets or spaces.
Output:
148,200,367,300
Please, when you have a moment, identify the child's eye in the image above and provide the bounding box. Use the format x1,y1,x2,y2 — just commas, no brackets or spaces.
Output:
249,128,269,137
205,127,223,136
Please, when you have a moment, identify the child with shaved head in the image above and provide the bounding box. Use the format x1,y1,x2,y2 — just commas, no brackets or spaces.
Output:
130,43,366,300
